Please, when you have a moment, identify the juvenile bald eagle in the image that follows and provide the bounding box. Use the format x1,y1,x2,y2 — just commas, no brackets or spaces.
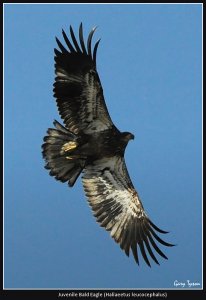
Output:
42,23,174,266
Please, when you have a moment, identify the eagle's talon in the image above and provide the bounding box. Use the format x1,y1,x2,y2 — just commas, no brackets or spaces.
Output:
62,141,78,152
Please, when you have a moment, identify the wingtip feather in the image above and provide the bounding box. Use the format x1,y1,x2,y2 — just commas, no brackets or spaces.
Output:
87,26,98,57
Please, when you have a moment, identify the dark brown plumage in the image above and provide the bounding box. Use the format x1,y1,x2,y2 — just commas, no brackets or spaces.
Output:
42,23,174,266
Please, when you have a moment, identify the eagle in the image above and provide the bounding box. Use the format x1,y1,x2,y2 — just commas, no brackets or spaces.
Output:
42,23,174,266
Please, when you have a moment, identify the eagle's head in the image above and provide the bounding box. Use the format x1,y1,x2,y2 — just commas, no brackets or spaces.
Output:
121,132,135,143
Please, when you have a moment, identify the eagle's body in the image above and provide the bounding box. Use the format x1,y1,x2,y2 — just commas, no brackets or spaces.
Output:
42,24,174,266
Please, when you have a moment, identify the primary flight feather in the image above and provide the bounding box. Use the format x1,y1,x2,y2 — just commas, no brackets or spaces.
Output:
42,23,174,266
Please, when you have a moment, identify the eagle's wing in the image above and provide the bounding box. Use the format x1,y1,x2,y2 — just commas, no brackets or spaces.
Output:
54,23,116,135
82,156,174,266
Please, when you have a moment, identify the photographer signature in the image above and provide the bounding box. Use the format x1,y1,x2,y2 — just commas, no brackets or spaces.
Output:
174,279,201,288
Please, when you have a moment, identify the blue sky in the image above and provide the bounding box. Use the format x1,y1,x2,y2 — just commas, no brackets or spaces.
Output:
4,4,202,289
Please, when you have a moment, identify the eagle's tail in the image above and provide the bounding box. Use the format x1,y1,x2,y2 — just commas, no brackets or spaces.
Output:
42,120,86,187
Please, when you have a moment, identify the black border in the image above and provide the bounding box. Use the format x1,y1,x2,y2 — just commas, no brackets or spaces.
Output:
2,2,204,299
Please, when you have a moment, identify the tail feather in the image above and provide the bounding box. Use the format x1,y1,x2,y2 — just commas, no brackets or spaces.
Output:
42,120,85,187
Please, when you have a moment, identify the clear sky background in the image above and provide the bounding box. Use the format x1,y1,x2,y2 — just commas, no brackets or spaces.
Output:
4,4,202,289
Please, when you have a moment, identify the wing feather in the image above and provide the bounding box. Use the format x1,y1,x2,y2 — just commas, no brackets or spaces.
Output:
62,29,76,53
54,24,115,135
79,23,87,54
55,37,68,53
69,25,82,53
82,156,174,266
87,26,97,57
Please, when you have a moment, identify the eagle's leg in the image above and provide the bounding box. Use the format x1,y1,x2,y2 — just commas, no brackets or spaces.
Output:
61,141,78,152
60,141,79,160
61,141,79,160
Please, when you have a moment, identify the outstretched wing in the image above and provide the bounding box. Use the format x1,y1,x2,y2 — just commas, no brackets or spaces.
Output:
54,23,116,135
82,156,174,266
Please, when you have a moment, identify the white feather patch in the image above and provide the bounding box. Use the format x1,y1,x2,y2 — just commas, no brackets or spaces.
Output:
82,156,146,241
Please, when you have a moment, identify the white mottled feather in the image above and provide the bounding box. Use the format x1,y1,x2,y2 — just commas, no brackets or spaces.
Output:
82,156,173,265
82,156,146,241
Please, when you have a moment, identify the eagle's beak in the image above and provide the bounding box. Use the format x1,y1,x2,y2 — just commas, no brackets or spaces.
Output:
130,133,135,140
